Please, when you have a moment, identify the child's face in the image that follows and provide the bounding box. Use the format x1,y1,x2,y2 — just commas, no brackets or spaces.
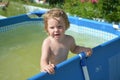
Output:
47,17,66,40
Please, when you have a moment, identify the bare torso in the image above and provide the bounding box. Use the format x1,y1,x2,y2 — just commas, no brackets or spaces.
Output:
48,35,72,65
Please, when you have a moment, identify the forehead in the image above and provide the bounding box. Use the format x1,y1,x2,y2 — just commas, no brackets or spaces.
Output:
47,17,65,24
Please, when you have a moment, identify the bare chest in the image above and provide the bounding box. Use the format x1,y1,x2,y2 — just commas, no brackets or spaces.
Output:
51,43,69,56
49,42,70,64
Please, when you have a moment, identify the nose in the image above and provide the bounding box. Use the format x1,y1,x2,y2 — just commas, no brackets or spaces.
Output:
54,27,58,32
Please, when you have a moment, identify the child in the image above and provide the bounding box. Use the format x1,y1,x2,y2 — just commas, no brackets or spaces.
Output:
40,8,92,74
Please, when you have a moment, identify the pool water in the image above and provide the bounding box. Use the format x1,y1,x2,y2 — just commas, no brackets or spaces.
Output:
0,21,114,80
0,22,46,80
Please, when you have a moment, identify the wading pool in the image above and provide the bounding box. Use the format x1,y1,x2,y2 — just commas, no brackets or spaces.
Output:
0,11,120,80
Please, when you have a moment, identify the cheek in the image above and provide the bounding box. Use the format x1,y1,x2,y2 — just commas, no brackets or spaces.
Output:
47,28,53,35
60,29,66,34
62,27,66,32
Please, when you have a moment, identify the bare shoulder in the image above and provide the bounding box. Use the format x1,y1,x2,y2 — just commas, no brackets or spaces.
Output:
65,35,75,41
64,35,75,46
42,37,51,45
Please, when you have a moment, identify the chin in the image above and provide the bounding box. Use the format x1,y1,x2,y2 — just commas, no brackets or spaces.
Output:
54,37,61,40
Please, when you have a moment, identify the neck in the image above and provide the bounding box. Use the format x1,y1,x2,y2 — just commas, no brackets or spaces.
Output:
50,35,66,43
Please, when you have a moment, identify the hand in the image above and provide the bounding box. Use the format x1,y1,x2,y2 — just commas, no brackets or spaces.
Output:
85,48,92,57
41,64,55,74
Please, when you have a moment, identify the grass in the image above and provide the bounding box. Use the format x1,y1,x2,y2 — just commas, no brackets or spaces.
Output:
0,1,26,17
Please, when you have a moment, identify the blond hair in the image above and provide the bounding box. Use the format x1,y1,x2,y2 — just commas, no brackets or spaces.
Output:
43,8,70,32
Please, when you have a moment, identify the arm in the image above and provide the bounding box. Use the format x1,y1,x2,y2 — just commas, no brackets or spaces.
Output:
70,37,92,56
40,39,55,74
72,46,92,56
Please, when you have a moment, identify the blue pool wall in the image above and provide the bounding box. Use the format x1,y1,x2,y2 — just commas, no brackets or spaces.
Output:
0,10,46,27
88,37,120,80
68,16,120,36
28,54,85,80
0,14,43,27
28,37,120,80
0,10,120,80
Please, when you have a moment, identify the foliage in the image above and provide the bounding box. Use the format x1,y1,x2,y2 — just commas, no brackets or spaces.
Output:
47,0,64,7
102,0,120,23
63,0,102,19
63,0,119,23
0,0,120,23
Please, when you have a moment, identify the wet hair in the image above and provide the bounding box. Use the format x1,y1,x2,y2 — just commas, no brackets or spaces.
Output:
43,8,70,32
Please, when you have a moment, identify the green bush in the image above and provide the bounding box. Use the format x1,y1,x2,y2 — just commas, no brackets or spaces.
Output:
63,0,102,19
102,0,120,23
63,0,120,23
0,0,119,23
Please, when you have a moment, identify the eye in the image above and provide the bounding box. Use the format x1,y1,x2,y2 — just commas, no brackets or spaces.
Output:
49,26,54,29
58,26,63,29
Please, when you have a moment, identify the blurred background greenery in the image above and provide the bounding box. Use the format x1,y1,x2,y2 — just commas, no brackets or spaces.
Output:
0,0,120,24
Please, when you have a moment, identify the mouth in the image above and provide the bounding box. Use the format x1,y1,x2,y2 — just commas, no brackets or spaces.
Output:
55,33,60,36
54,33,60,37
